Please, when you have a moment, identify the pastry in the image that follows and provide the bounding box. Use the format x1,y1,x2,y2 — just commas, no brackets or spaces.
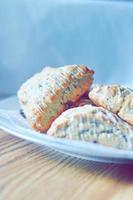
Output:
89,84,131,114
18,65,94,132
118,93,133,126
48,105,133,150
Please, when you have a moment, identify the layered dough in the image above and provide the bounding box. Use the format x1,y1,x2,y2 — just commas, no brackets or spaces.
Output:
18,65,133,151
118,93,133,126
89,84,133,125
18,65,94,132
48,105,133,150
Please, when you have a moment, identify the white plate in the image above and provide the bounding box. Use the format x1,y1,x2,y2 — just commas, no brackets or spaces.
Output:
0,96,133,164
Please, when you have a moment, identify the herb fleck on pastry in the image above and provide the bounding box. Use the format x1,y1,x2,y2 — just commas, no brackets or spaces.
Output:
89,84,131,113
48,105,133,150
18,65,94,132
118,93,133,126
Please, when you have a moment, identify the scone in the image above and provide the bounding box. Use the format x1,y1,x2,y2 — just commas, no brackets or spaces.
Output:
48,105,133,150
118,93,133,126
89,84,131,114
18,65,94,132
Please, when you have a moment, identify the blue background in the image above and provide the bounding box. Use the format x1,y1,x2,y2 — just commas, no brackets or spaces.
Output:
0,0,133,95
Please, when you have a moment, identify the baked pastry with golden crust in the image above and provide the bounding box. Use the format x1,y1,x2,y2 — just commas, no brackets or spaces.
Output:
89,84,131,113
18,65,94,132
118,93,133,126
48,105,133,150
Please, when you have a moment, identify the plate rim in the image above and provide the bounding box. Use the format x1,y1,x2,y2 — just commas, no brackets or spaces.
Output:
1,95,133,164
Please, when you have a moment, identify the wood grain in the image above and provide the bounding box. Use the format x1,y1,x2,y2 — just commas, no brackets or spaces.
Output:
1,130,133,200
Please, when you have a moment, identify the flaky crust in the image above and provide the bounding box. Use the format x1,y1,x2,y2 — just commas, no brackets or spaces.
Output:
118,93,133,126
47,105,133,150
89,84,131,114
18,65,94,132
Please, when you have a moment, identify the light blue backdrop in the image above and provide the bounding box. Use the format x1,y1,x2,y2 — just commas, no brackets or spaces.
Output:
0,0,133,95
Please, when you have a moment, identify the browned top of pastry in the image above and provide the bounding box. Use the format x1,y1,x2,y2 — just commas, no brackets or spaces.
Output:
18,65,94,132
89,84,131,113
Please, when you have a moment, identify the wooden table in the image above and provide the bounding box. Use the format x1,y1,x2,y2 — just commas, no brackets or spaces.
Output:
1,129,133,200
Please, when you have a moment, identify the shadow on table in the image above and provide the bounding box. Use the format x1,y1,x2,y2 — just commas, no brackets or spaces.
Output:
74,160,133,184
2,131,133,184
36,145,133,184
